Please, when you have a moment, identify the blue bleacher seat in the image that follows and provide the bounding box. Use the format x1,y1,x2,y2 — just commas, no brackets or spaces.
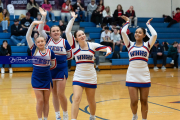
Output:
158,33,180,39
138,18,164,23
0,39,13,46
80,22,96,27
89,33,101,39
10,15,19,21
0,64,33,68
71,60,76,66
129,28,180,33
138,23,180,28
46,22,59,27
85,28,102,33
11,46,28,53
95,39,100,44
0,33,11,39
11,53,28,56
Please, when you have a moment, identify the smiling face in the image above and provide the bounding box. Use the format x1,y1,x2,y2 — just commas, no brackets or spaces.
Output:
134,28,146,41
75,30,86,42
35,37,46,49
50,26,61,40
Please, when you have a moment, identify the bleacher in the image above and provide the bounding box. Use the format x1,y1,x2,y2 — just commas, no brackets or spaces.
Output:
0,16,180,70
80,17,180,67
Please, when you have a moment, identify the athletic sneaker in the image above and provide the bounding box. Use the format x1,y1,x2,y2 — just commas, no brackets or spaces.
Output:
132,115,138,120
153,66,159,70
161,66,166,70
1,68,5,74
9,68,13,74
17,43,22,46
21,43,25,46
95,67,100,72
96,25,100,28
170,60,174,64
89,116,96,120
56,116,61,120
63,114,68,120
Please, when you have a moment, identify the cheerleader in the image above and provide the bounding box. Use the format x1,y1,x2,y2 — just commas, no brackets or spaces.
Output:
38,7,72,120
26,21,57,120
65,12,111,120
121,16,157,120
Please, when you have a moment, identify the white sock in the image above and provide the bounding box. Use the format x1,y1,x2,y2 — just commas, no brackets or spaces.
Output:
96,65,98,68
172,60,174,62
55,111,60,117
71,119,76,120
44,118,47,120
90,115,96,118
133,114,137,117
63,111,68,115
142,119,147,120
38,118,42,120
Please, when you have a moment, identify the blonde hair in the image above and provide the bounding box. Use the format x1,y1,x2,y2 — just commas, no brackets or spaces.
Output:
33,36,46,56
105,6,111,15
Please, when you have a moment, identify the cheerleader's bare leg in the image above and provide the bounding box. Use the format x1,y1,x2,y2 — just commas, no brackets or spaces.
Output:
71,85,84,119
56,78,68,111
139,87,149,119
85,88,96,116
43,90,51,118
128,87,139,114
52,81,59,112
34,90,44,119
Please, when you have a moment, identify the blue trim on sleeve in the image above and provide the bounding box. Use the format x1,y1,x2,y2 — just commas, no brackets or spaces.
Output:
65,40,71,51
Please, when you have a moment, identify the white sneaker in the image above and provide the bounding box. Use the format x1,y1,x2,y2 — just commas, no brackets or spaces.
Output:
1,68,5,74
21,43,25,46
161,66,166,70
63,114,68,120
132,115,138,120
56,116,61,120
153,66,159,70
90,116,96,120
170,60,174,64
9,68,13,74
17,43,21,46
174,67,177,69
96,25,100,28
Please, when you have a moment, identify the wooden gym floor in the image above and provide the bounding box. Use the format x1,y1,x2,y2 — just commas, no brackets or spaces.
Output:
0,69,180,120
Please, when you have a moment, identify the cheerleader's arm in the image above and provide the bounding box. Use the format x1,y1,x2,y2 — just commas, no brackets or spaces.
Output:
65,17,76,48
146,23,157,49
38,9,48,40
93,43,112,56
65,40,73,60
26,22,36,50
121,21,131,49
50,50,57,70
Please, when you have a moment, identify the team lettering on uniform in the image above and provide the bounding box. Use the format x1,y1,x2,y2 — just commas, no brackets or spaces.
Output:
130,50,147,57
77,55,93,60
34,57,51,65
48,46,63,51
